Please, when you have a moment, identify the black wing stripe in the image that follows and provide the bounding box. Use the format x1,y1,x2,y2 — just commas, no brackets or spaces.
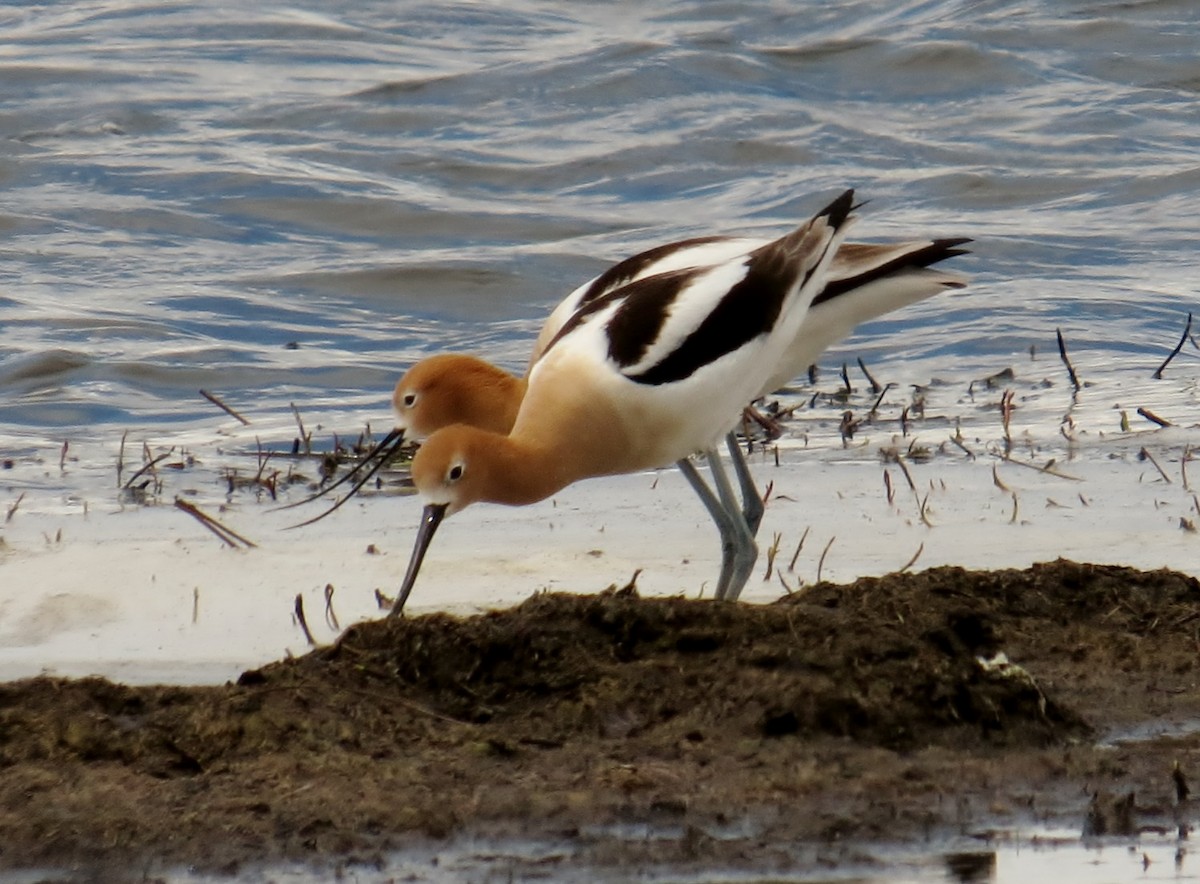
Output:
624,258,787,386
575,236,736,309
625,189,854,387
813,237,971,307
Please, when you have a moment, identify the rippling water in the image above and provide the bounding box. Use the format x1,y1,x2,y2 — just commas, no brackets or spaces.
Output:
1,0,1197,456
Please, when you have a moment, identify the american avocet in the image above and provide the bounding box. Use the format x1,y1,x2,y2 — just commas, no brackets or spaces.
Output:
297,233,969,537
385,190,863,614
293,197,968,602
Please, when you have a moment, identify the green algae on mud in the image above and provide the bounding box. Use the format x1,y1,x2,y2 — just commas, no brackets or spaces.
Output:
1,559,1199,876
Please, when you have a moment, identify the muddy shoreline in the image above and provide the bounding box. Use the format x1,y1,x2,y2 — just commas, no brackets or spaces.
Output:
2,559,1199,878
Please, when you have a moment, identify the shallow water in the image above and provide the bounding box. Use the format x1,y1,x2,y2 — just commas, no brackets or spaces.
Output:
2,0,1198,464
2,6,1199,879
5,831,1199,883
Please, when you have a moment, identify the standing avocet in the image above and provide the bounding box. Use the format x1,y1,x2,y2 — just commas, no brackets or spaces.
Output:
386,189,859,614
295,219,967,601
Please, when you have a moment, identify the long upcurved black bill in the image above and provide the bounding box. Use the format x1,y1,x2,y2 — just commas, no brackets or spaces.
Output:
389,502,448,618
283,429,408,529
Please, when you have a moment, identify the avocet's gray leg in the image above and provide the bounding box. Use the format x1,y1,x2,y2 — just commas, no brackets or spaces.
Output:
703,446,758,601
724,431,764,537
676,457,739,601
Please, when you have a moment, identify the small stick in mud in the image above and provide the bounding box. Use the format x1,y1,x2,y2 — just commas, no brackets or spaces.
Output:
5,492,25,524
840,362,852,395
1138,406,1172,428
1182,446,1193,491
199,389,251,426
1009,492,1019,524
867,382,894,420
918,492,933,528
839,410,859,443
857,356,882,394
1056,328,1081,390
992,465,1010,493
324,583,340,631
762,532,782,581
291,402,312,455
895,455,918,493
59,440,68,470
192,588,199,624
1138,447,1172,484
775,570,794,595
1000,389,1015,445
948,429,975,459
122,448,176,491
617,569,642,594
174,497,257,548
788,526,809,571
995,451,1083,482
116,430,127,487
899,542,924,573
816,535,835,584
294,594,316,645
884,469,895,505
1153,312,1193,379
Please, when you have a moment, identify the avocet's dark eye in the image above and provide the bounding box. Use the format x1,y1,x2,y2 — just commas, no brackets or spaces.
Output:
402,393,417,407
448,463,464,482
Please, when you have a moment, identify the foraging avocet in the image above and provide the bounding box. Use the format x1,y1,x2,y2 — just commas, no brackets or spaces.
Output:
298,214,968,603
385,190,861,614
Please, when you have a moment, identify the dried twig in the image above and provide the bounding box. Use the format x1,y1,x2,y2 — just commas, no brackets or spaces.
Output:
1056,328,1081,390
59,440,69,470
122,448,176,491
1153,312,1193,379
1000,389,1015,444
174,497,257,548
200,389,251,425
816,535,835,584
993,451,1083,482
324,583,340,630
787,526,809,571
116,430,127,488
762,532,782,581
867,383,895,420
918,492,934,528
899,542,924,573
294,594,316,645
992,465,1010,493
857,357,882,394
1139,447,1172,484
5,492,25,524
1137,407,1171,428
291,402,312,454
776,570,795,595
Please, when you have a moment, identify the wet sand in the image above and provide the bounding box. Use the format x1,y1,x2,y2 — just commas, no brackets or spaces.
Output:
2,559,1200,879
2,362,1199,878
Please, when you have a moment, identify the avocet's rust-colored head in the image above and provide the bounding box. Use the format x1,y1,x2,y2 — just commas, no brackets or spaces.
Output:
391,353,524,440
389,422,569,617
390,424,498,618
